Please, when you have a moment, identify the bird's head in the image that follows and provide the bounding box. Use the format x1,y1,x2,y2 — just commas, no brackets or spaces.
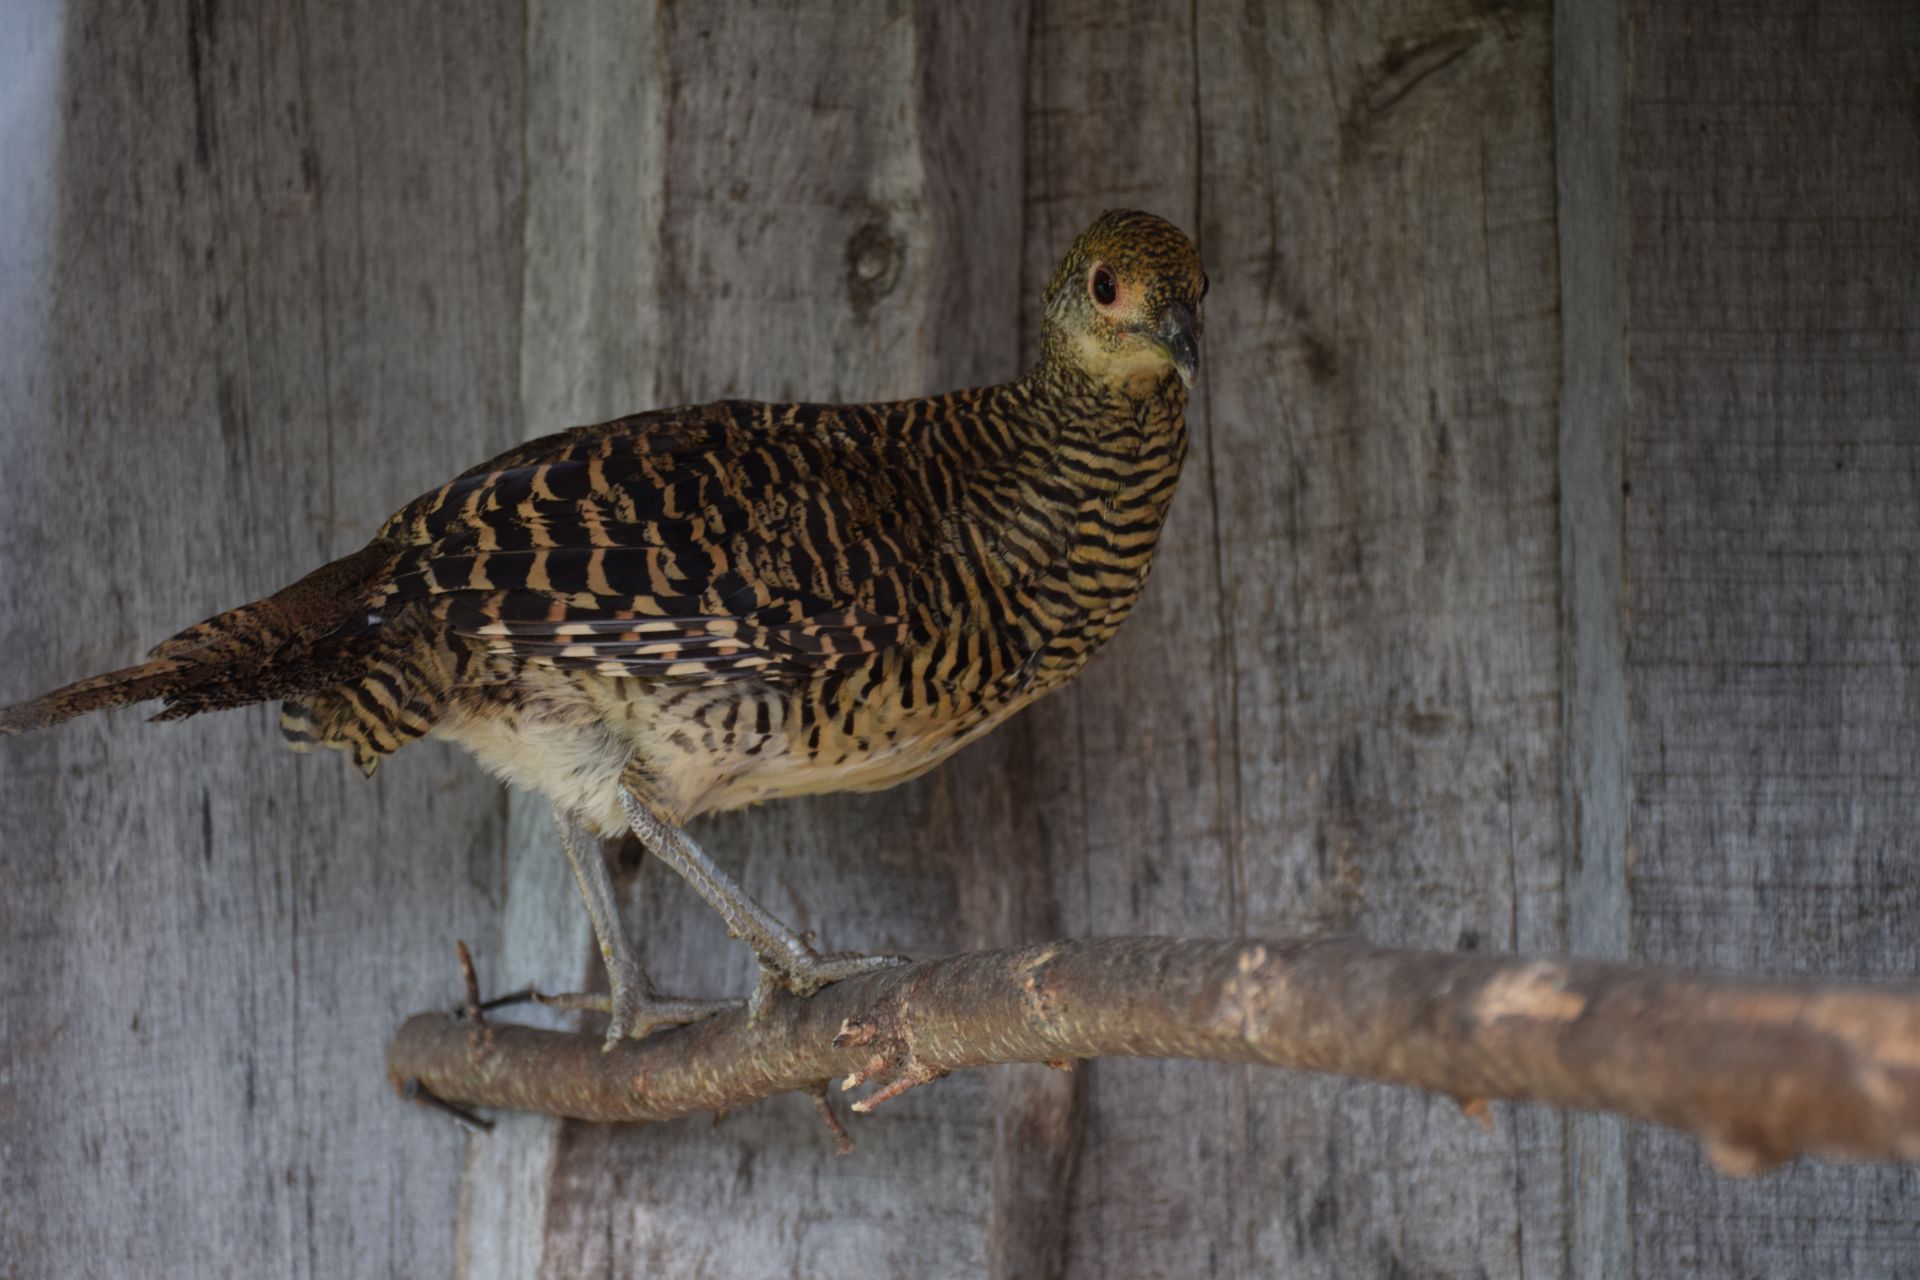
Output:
1038,210,1207,395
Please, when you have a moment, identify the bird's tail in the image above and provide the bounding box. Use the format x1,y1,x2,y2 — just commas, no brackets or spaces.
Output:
0,542,395,737
0,654,225,735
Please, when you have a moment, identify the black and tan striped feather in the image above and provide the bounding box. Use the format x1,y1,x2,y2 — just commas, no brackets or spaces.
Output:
0,210,1205,802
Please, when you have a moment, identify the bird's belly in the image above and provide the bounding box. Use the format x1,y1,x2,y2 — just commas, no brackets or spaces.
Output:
700,651,1041,810
432,681,636,832
706,703,1012,809
432,660,1035,830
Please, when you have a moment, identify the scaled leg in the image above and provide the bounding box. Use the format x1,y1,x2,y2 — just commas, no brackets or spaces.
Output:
543,812,737,1047
619,789,907,1016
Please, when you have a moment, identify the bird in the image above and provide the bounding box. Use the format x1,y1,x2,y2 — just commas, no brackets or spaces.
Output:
0,209,1208,1046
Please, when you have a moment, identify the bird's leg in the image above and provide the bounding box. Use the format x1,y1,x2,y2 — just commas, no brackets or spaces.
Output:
540,813,739,1048
619,789,908,1018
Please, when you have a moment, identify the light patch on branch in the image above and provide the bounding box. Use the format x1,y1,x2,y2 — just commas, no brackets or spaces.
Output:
1473,962,1588,1023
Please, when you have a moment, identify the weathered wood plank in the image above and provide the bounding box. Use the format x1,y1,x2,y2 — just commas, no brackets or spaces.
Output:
1555,0,1633,1271
0,2,524,1275
1020,4,1246,1276
1188,1,1567,1275
454,7,668,1271
14,2,1919,1275
1624,1,1920,1275
510,4,1037,1277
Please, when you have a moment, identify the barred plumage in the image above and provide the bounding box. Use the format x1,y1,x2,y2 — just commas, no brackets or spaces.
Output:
1,209,1208,1040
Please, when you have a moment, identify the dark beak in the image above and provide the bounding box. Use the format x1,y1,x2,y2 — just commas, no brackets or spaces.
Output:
1156,299,1201,386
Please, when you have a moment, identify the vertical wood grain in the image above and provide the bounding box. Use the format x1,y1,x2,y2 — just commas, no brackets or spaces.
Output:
1186,1,1567,1275
9,3,1919,1276
455,8,671,1272
1555,0,1633,1272
1021,4,1247,1275
0,2,524,1275
1624,2,1920,1275
513,4,1037,1277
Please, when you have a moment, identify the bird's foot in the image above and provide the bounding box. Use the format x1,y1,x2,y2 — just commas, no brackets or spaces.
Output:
747,941,910,1020
538,953,739,1049
612,792,908,1020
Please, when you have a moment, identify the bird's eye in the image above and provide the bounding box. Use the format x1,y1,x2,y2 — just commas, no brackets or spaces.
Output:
1090,265,1118,306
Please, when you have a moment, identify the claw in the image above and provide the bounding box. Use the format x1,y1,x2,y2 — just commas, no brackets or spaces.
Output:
538,951,737,1048
746,946,911,1020
549,813,737,1046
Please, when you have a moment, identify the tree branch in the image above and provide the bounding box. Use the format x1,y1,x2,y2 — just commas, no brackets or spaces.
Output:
386,936,1920,1174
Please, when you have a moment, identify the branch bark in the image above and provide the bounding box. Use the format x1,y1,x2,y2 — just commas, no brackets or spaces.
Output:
386,936,1920,1174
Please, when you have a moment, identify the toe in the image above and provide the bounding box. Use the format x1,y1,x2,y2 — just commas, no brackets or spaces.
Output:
757,948,912,1006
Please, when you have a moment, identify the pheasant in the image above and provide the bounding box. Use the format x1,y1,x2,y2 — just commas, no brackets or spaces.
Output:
0,209,1207,1045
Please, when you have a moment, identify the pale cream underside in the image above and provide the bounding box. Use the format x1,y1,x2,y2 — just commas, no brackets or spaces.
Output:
433,667,1027,834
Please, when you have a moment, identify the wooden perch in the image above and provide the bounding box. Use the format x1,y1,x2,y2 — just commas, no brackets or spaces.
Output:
386,936,1920,1174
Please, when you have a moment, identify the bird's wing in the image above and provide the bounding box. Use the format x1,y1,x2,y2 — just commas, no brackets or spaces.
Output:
373,402,932,683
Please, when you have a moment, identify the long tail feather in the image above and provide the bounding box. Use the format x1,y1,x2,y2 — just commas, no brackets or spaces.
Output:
0,541,400,738
0,656,220,735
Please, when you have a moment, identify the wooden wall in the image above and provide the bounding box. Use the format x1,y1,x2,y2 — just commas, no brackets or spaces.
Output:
1621,3,1920,1273
0,1,1914,1277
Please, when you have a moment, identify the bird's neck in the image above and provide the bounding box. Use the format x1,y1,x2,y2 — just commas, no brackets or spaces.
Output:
941,359,1187,696
1014,359,1189,491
